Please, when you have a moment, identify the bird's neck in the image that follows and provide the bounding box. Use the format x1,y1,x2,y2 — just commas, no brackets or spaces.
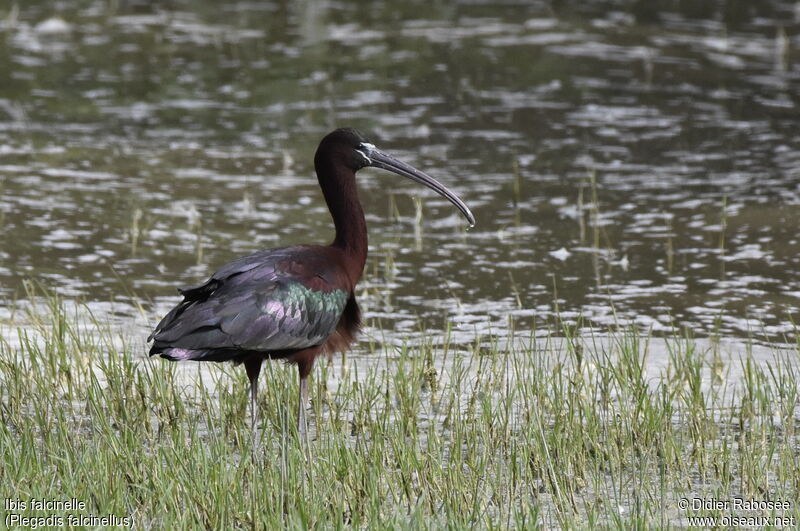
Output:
318,165,368,281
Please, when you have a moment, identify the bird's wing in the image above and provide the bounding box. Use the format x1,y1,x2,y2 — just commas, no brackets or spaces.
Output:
175,248,284,299
148,248,349,354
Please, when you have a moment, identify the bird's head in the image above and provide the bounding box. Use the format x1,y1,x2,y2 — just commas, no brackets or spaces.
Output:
316,128,475,227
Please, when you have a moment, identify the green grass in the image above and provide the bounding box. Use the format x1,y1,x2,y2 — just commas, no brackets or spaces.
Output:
1,295,799,529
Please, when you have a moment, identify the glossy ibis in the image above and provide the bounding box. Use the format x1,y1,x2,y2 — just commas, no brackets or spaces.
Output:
147,128,474,444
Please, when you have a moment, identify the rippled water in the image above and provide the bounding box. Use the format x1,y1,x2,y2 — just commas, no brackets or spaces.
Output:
1,1,799,345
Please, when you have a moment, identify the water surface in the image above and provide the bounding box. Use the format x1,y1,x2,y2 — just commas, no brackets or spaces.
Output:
1,0,799,345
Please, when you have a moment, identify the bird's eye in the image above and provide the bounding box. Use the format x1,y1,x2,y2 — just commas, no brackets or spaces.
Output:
354,148,372,166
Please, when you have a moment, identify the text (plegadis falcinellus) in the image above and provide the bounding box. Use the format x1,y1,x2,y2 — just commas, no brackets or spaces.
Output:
147,128,474,444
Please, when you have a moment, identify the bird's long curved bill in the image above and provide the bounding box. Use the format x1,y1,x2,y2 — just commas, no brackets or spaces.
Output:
367,149,476,227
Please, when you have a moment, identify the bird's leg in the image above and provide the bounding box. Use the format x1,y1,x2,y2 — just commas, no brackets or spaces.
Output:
244,358,263,458
296,358,315,447
298,376,309,445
